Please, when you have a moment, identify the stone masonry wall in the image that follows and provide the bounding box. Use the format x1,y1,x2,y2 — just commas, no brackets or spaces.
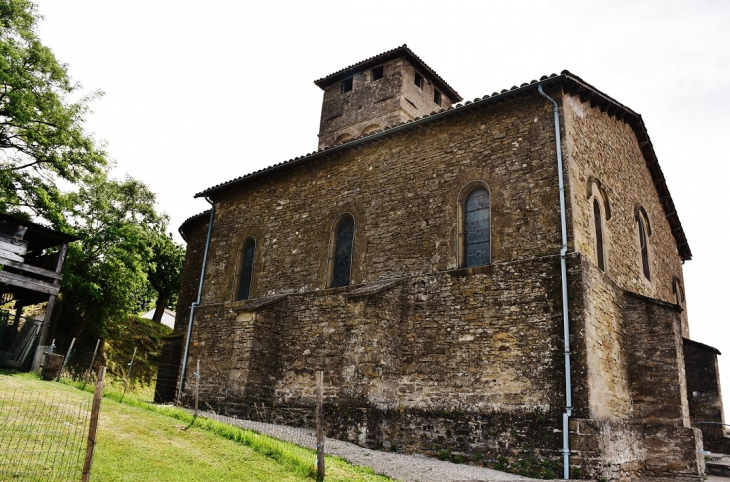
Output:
570,255,691,425
184,255,567,467
319,58,408,148
576,256,632,420
154,213,209,402
399,59,449,118
562,93,688,336
683,339,730,453
174,214,210,333
318,56,453,149
570,419,703,482
171,82,705,479
624,292,690,427
204,89,564,306
182,250,703,480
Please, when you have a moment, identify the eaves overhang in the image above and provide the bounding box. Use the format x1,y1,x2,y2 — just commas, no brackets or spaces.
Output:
196,70,692,261
683,337,721,356
178,210,211,243
0,213,78,251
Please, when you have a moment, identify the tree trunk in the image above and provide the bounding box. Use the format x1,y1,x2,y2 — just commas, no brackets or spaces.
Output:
152,294,168,323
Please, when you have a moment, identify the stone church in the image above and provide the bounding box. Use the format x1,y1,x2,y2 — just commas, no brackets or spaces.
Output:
157,45,727,480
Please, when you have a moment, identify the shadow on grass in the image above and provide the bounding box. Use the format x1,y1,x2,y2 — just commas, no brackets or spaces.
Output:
182,414,196,431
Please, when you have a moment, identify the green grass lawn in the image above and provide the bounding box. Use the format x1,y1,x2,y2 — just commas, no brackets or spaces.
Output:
0,371,393,482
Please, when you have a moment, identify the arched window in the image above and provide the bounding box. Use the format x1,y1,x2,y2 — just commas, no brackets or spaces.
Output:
638,215,650,281
673,277,685,306
593,198,605,272
237,239,255,300
330,215,354,288
463,187,491,267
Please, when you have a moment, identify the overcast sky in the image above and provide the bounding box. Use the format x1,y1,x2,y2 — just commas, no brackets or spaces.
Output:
33,1,730,421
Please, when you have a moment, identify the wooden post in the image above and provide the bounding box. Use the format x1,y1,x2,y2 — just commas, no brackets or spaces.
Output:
316,370,325,478
85,339,101,386
39,241,67,346
40,338,55,379
194,359,200,417
56,337,75,381
121,347,137,401
81,366,105,482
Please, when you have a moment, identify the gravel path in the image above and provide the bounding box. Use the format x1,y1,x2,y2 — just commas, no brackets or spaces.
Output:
194,410,539,481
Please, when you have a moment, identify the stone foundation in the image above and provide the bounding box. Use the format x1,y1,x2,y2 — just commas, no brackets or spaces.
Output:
570,419,703,481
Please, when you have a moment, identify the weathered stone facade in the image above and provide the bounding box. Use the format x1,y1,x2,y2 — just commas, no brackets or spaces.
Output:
684,338,729,454
315,45,461,149
157,47,727,480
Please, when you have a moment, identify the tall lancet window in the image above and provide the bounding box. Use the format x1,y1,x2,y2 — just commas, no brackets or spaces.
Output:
464,188,491,267
237,239,255,300
638,216,650,281
593,198,605,272
331,215,354,288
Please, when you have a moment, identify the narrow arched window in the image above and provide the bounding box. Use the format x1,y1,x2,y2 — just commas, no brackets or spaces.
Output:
331,216,354,288
593,199,605,271
237,239,255,300
638,216,650,280
673,278,685,306
464,188,491,267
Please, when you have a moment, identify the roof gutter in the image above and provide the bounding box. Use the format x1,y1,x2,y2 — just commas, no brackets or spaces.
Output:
537,83,573,480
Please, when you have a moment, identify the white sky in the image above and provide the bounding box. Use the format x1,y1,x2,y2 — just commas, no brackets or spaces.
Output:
33,1,730,422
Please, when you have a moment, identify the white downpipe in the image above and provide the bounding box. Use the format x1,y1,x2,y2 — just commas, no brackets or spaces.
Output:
537,83,573,479
177,198,215,403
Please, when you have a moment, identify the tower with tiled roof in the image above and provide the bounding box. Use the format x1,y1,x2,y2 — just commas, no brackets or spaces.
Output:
314,45,462,149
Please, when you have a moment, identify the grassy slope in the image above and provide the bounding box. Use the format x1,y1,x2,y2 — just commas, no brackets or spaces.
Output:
103,315,173,384
0,371,393,482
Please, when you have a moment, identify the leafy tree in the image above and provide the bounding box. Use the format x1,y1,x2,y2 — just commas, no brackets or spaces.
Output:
146,229,184,323
0,1,185,342
54,172,166,340
0,0,106,224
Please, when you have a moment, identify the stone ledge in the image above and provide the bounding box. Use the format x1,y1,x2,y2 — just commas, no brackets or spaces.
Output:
446,264,492,277
230,294,288,313
346,279,401,298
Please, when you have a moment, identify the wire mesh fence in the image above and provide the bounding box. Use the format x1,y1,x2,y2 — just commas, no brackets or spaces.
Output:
53,343,163,404
37,340,335,471
174,362,330,451
0,387,92,481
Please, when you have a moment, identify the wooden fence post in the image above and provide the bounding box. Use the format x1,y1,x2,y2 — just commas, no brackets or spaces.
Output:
56,337,75,381
194,359,200,417
81,366,106,482
84,339,101,387
121,347,137,402
316,370,325,478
